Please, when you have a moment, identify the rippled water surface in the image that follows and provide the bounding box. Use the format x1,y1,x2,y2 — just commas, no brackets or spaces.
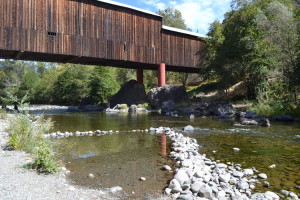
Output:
47,112,300,196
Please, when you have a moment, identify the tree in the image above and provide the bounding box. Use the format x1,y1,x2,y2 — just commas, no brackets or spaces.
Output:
89,67,119,104
158,7,190,31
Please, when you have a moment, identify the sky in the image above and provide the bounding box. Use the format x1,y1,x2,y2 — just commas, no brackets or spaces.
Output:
113,0,232,35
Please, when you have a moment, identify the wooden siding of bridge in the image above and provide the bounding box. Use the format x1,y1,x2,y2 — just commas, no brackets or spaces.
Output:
0,0,203,72
162,29,203,72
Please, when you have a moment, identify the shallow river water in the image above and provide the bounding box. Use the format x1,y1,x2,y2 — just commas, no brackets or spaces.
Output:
46,111,300,197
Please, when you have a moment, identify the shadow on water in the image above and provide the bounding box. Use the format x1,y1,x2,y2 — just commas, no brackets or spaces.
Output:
48,112,300,195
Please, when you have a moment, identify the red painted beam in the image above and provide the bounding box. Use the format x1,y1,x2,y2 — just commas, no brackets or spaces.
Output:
136,68,143,84
158,63,166,87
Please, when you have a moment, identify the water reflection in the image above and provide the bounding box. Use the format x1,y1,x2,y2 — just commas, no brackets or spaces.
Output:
48,112,300,194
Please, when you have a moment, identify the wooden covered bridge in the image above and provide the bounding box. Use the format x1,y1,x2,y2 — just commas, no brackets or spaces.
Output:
0,0,205,86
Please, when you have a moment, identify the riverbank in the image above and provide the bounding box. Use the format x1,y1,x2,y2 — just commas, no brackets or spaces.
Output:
0,119,133,200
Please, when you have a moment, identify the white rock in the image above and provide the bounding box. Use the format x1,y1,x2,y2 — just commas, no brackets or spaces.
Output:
243,169,254,176
168,179,181,189
183,125,194,132
258,173,267,179
140,177,146,181
233,147,240,152
269,164,276,168
69,186,76,191
110,186,123,193
232,171,244,178
191,182,204,193
88,173,94,179
165,188,172,195
236,180,249,190
264,191,280,200
174,169,190,184
216,163,227,168
162,165,172,171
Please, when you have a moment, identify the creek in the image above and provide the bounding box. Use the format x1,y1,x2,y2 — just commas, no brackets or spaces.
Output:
44,111,300,198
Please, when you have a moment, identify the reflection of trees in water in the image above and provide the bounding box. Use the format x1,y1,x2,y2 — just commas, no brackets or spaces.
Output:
54,133,159,161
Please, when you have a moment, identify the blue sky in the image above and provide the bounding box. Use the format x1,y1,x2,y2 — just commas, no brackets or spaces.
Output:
114,0,232,34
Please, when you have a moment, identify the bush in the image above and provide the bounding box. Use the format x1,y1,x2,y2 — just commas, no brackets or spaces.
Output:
5,93,58,173
29,140,59,173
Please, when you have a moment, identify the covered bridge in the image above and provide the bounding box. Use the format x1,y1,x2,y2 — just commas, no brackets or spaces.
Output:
0,0,205,86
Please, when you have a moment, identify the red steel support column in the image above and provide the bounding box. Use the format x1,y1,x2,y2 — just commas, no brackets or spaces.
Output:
136,68,143,84
158,63,166,87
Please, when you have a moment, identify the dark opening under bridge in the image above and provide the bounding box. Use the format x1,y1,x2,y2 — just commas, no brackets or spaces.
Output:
0,0,205,86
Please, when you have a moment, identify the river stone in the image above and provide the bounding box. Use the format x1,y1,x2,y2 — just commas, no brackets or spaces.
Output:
280,190,289,196
174,169,190,184
176,194,193,200
147,84,188,108
128,104,137,113
206,103,234,116
245,111,256,119
183,125,194,132
161,100,175,114
110,186,123,193
191,182,203,193
241,119,258,125
232,171,244,178
219,173,231,183
264,191,279,200
168,179,181,189
198,183,214,199
259,118,271,127
263,181,270,187
236,180,249,190
250,193,266,200
109,80,148,108
258,173,268,179
243,169,254,176
289,192,298,198
162,165,172,171
165,188,172,195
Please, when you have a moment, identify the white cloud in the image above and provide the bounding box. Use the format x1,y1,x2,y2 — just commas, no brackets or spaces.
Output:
140,0,231,34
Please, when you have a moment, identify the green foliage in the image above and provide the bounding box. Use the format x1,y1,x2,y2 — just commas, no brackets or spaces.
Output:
6,93,58,173
89,67,119,104
30,140,59,173
200,0,300,115
158,7,190,30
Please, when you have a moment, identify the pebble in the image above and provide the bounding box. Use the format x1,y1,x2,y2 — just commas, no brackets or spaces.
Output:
263,181,270,187
139,177,146,181
269,164,276,168
233,147,240,152
258,173,268,179
162,165,172,171
69,186,76,191
264,191,280,200
88,173,94,179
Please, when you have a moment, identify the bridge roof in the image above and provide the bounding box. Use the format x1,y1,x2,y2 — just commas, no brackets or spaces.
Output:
96,0,161,17
162,25,207,38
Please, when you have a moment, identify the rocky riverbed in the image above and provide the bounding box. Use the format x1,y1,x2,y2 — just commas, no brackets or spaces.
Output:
45,126,299,199
1,111,299,199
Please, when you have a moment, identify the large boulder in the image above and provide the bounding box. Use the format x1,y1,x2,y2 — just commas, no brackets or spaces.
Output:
147,85,188,108
161,100,175,114
206,103,234,116
109,80,148,108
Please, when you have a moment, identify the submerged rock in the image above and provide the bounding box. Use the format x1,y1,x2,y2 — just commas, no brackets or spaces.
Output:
241,119,258,125
183,125,194,132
